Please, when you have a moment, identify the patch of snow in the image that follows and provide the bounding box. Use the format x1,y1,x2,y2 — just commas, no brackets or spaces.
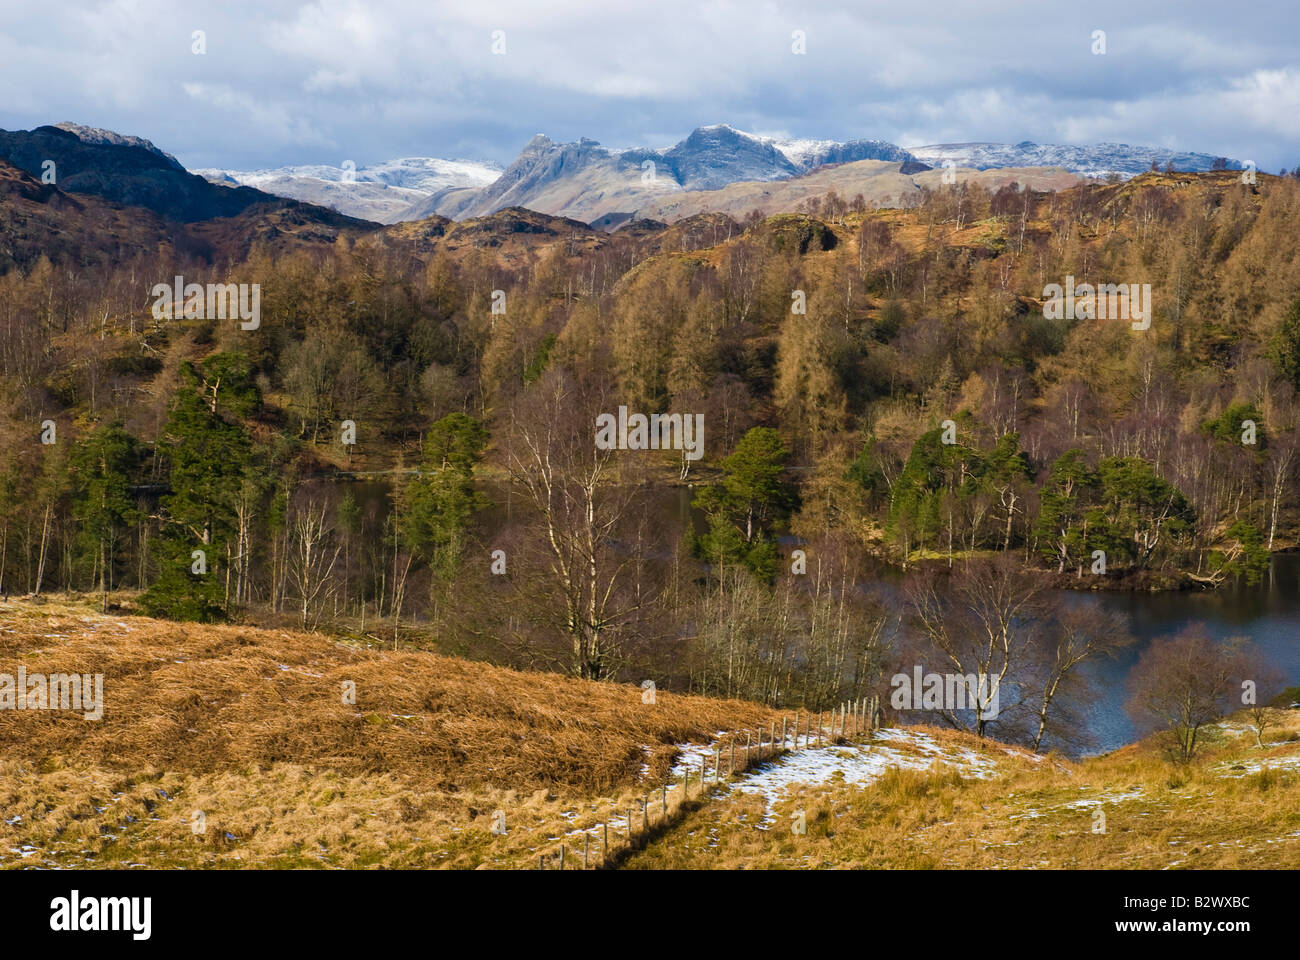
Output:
731,729,998,826
1217,753,1300,777
1058,788,1144,810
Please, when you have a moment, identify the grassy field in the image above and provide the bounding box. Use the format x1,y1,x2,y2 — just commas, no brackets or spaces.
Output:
3,595,1298,869
623,728,1300,869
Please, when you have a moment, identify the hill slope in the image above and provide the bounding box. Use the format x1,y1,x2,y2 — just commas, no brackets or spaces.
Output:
2,598,1298,869
0,124,382,229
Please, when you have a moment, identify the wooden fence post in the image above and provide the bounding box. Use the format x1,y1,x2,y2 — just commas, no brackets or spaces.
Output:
780,716,786,750
584,832,589,869
817,712,822,746
559,844,565,870
714,746,721,783
745,732,751,766
643,797,649,832
770,721,776,756
603,821,608,860
730,740,735,777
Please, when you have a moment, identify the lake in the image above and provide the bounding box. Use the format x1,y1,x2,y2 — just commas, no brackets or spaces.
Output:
1073,552,1300,755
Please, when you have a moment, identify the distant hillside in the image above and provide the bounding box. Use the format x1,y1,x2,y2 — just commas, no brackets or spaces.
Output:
0,155,380,272
0,124,380,228
0,158,177,272
628,159,1079,223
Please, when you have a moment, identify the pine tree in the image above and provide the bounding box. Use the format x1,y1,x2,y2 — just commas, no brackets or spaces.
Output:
400,413,489,583
70,421,141,610
694,427,797,579
141,362,256,621
1271,298,1300,390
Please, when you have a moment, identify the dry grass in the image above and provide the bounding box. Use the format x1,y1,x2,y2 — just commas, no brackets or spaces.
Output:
0,596,782,868
0,597,778,793
5,595,1299,870
623,720,1300,870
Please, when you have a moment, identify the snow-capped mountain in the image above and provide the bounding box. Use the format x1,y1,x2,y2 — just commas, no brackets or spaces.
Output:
398,124,923,223
53,121,184,170
656,124,917,181
656,124,802,188
195,157,502,223
765,133,916,170
908,141,1243,178
188,125,1247,228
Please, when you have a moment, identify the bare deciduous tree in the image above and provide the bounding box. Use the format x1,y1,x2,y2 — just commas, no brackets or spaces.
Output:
505,368,654,680
1029,604,1135,752
907,555,1049,737
1126,626,1245,761
286,497,342,632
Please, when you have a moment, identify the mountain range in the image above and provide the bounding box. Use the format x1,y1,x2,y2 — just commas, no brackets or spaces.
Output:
192,124,1243,227
0,121,1245,241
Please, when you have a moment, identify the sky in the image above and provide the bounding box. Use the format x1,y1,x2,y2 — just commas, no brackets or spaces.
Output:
1,0,1298,173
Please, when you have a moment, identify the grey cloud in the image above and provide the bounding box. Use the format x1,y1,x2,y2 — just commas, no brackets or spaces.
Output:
0,0,1295,172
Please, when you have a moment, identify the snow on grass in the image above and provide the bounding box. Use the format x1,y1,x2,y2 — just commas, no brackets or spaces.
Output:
1057,788,1144,811
1216,752,1300,777
1215,722,1256,739
665,732,733,780
728,728,999,826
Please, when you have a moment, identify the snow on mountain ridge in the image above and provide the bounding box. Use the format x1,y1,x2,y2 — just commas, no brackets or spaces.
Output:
195,157,501,193
908,141,1244,178
52,122,184,170
192,157,503,223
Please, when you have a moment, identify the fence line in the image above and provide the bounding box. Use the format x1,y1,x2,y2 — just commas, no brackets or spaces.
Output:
539,692,883,869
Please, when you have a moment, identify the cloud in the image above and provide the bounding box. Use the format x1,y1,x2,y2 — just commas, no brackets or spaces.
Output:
0,0,1295,171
